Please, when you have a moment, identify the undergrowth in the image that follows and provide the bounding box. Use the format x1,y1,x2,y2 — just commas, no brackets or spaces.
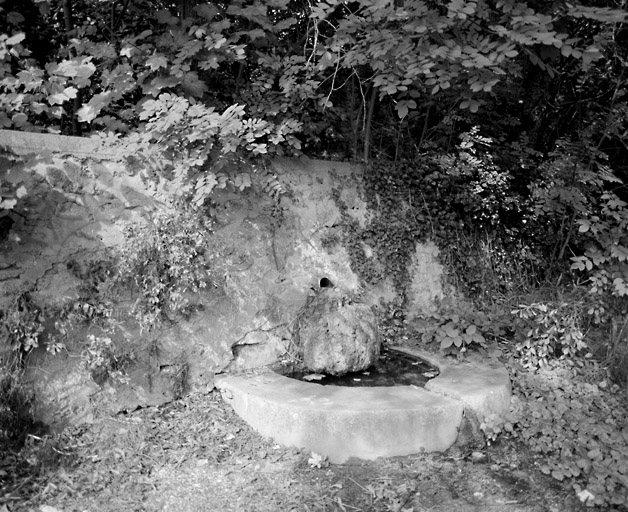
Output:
332,132,628,509
1,124,628,509
0,292,46,368
0,372,35,447
482,361,628,509
0,203,218,456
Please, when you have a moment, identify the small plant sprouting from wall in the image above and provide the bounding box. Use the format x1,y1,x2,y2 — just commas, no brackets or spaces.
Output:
81,335,133,386
114,206,217,332
0,292,47,369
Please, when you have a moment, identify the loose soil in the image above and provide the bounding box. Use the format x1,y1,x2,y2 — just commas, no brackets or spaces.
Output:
1,388,592,512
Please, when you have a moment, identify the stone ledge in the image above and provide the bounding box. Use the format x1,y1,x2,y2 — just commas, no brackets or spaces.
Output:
0,129,118,158
402,348,512,421
216,371,464,463
215,349,511,463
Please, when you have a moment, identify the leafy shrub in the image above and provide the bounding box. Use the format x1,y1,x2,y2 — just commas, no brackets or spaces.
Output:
339,130,548,301
106,98,301,207
53,297,115,342
441,229,547,304
81,335,131,386
0,292,46,368
0,291,114,368
483,364,628,508
511,302,589,370
425,314,486,358
415,303,497,359
114,206,215,331
0,152,28,210
570,189,628,298
526,137,628,305
606,316,628,388
434,127,523,230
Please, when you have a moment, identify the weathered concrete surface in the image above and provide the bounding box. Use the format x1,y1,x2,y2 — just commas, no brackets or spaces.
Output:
419,350,512,420
216,371,464,463
406,242,444,319
216,349,511,463
0,130,118,158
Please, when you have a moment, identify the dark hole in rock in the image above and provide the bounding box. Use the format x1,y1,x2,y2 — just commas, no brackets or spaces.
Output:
319,277,334,288
273,348,439,387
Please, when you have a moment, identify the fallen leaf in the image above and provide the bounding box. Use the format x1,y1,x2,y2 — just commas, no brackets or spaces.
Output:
303,374,325,381
308,451,328,468
577,489,595,504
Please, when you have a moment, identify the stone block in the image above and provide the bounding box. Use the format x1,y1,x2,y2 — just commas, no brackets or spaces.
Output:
216,372,464,463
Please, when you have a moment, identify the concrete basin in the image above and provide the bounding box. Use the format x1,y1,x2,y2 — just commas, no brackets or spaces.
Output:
215,348,511,463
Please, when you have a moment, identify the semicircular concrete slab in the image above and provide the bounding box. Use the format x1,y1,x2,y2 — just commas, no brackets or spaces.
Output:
215,348,511,463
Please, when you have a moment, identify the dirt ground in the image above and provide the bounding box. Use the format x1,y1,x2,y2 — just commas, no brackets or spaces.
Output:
0,388,598,512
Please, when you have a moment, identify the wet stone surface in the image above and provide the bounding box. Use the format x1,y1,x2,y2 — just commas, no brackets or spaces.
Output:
272,348,440,387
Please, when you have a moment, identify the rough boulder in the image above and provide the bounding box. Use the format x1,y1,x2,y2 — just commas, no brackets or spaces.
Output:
294,288,380,376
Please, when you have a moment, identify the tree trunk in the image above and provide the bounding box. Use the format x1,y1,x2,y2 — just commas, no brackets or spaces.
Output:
363,85,377,163
178,0,199,18
349,75,360,161
62,0,81,136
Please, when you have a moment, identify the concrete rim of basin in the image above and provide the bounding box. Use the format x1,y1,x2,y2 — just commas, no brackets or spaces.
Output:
215,347,511,463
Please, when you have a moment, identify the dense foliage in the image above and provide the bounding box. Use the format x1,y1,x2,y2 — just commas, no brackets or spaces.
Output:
6,0,624,304
2,0,628,508
1,0,627,201
482,362,628,508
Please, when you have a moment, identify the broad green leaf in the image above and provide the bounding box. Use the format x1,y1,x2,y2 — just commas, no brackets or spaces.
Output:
570,256,593,271
77,92,112,122
395,99,416,120
582,46,602,68
7,12,26,25
120,45,135,58
607,197,627,209
11,112,28,126
55,58,96,79
272,17,297,33
6,33,26,45
233,173,252,190
551,469,565,481
440,336,454,349
16,185,27,198
146,54,169,71
48,87,78,105
0,197,17,209
610,245,628,262
156,10,179,25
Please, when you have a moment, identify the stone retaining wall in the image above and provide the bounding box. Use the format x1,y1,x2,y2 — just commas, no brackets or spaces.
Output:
0,129,445,430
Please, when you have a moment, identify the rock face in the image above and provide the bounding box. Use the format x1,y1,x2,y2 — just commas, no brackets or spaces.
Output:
0,130,446,430
294,288,380,375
